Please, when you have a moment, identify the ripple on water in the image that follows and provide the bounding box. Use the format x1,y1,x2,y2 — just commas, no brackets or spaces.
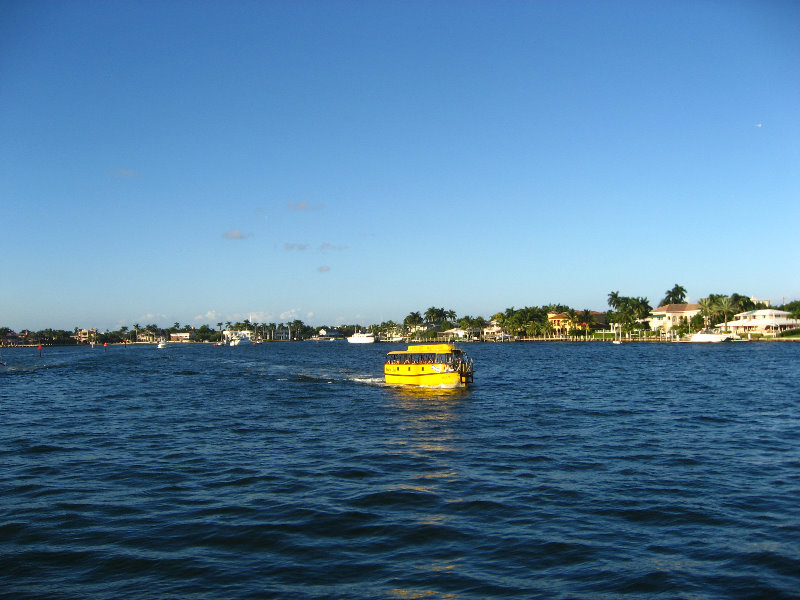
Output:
1,342,799,599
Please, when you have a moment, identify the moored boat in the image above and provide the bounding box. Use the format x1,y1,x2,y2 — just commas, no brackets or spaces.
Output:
348,331,376,344
689,329,732,343
384,343,473,388
229,333,253,346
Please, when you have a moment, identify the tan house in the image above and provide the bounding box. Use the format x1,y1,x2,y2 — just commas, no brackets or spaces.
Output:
547,313,572,335
73,328,98,344
137,330,156,343
648,303,701,332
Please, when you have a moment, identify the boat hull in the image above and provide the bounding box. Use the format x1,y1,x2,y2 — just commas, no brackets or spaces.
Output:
689,332,731,343
384,364,467,388
348,332,376,343
384,343,473,388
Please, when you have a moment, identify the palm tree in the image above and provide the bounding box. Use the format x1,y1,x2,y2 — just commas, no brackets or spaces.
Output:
404,311,423,331
715,296,734,331
580,309,592,338
566,308,578,336
608,291,621,310
698,297,715,328
133,323,140,342
661,284,687,306
290,319,304,340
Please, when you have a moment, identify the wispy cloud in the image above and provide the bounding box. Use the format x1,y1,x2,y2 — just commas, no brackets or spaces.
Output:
112,168,139,178
287,201,325,211
754,123,763,128
138,313,168,323
194,310,221,322
317,265,331,273
319,242,348,252
284,242,310,251
223,229,253,240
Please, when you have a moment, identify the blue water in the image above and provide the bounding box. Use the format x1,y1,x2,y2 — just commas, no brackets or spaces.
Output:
1,342,799,599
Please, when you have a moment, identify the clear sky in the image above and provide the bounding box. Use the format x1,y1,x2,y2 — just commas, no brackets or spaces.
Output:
2,1,798,331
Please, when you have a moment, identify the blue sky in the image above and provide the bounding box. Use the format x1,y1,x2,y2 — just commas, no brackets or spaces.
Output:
2,1,798,330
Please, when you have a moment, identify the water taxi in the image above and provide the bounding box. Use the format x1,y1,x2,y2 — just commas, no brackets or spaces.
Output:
384,344,474,388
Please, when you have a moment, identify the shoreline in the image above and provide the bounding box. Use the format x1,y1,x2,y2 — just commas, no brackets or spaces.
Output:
3,337,799,349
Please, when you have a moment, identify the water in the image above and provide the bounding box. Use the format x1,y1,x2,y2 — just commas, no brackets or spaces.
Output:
1,341,799,599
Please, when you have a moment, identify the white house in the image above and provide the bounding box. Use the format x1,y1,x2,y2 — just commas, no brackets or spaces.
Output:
718,309,799,336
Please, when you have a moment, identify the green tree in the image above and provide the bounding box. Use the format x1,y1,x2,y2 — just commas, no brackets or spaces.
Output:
698,297,715,328
661,284,687,306
608,291,621,310
715,296,734,330
580,309,593,337
404,311,423,331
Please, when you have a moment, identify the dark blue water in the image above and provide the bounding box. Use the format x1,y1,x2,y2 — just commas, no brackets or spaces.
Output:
2,342,799,599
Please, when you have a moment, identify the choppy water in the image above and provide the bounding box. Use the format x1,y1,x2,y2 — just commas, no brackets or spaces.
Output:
1,341,799,599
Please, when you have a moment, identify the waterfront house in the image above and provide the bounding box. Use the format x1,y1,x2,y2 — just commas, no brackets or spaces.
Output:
482,321,513,341
3,331,23,346
137,330,156,343
73,328,98,344
170,332,194,342
718,309,799,336
648,303,701,332
547,312,571,335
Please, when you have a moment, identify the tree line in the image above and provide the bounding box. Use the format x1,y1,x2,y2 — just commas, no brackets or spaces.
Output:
3,285,798,345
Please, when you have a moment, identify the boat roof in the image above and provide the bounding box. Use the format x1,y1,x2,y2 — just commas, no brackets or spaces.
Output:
387,343,459,355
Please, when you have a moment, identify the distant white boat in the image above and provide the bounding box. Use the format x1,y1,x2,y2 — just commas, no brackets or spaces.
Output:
157,339,167,349
689,329,732,343
347,331,376,344
229,333,253,346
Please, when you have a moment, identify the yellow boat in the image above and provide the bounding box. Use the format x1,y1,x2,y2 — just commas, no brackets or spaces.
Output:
384,343,474,388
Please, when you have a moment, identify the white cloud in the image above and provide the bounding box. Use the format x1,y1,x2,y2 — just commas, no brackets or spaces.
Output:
319,242,348,252
193,310,221,322
138,313,168,324
280,308,300,320
284,242,310,251
223,229,253,240
112,168,139,178
287,200,325,211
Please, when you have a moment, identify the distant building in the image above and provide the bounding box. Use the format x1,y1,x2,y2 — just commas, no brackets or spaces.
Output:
73,328,98,344
440,327,471,339
482,321,512,341
317,328,344,339
170,332,194,342
719,309,799,336
547,312,571,335
137,330,156,343
3,330,23,346
648,303,701,332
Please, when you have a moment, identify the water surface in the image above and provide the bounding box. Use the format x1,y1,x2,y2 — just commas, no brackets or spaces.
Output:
1,342,798,598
